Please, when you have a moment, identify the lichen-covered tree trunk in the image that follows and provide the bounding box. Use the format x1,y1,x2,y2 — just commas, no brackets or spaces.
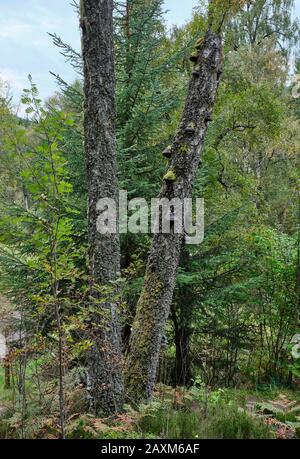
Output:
80,0,124,415
125,29,223,402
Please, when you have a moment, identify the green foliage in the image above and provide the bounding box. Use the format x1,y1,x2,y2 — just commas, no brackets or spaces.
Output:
135,388,274,439
1,0,300,440
200,403,274,439
169,0,300,389
225,0,300,51
0,78,86,304
138,401,200,439
115,0,181,198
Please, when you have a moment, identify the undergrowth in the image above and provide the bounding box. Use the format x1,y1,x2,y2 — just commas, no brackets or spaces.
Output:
2,368,300,439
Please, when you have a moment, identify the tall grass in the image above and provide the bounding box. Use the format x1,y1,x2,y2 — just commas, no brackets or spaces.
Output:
137,400,274,439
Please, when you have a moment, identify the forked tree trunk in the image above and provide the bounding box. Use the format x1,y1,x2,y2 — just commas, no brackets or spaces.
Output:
80,0,124,415
125,28,223,402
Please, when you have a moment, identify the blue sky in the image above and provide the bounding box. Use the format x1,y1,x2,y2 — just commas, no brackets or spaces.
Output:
0,0,299,108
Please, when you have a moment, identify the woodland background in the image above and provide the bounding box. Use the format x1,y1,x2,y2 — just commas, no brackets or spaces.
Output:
1,0,300,440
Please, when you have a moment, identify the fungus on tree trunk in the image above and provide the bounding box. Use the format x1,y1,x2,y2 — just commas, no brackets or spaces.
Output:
195,37,205,49
163,170,177,182
185,122,196,135
192,65,201,76
125,26,224,402
162,145,173,159
189,52,200,63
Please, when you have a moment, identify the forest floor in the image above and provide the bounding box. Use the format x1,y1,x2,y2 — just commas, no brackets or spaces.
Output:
1,366,300,439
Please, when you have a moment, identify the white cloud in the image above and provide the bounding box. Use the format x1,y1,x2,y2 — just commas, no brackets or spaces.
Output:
0,68,28,92
0,13,61,46
0,1,80,107
0,19,31,39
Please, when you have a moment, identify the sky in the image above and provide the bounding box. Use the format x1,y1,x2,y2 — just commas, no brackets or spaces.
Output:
0,0,299,108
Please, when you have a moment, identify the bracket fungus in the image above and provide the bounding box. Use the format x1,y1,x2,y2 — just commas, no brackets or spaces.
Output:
185,122,196,135
205,112,213,123
162,145,172,159
192,65,201,77
163,170,177,182
195,37,204,49
189,52,199,64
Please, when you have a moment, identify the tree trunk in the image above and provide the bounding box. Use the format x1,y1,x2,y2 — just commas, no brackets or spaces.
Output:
80,0,124,415
171,302,194,387
4,354,11,389
125,28,223,402
174,324,192,387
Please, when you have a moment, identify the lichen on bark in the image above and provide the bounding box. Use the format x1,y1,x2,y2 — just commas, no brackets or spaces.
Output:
125,271,164,400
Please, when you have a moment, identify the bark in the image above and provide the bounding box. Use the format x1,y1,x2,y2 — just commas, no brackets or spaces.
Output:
4,354,11,389
125,28,223,401
296,188,300,309
172,249,195,387
174,324,192,387
80,0,124,415
172,306,193,387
